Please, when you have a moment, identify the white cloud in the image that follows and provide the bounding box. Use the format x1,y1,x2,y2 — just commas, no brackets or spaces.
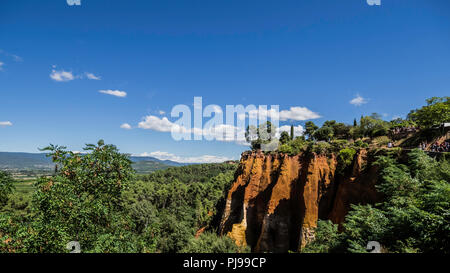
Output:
0,121,13,127
159,110,166,115
276,125,304,138
0,61,4,70
120,123,132,130
137,151,233,164
137,115,247,144
99,89,127,98
196,124,246,143
245,107,320,121
350,94,368,106
85,72,101,80
138,115,188,133
279,107,320,121
50,69,75,82
50,66,102,81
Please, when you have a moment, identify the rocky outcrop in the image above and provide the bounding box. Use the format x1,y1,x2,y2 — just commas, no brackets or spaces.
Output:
219,149,380,252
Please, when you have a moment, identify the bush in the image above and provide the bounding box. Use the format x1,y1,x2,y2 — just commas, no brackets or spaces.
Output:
372,136,390,147
0,171,14,206
354,140,369,148
301,220,340,253
277,137,307,155
278,144,294,155
308,142,332,155
181,232,250,253
330,139,350,152
337,148,357,174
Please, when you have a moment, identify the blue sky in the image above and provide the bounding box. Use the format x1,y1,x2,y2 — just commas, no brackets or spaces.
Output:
0,0,449,162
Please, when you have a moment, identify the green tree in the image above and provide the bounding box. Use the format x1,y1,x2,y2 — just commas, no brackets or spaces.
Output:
359,115,389,138
337,148,356,174
333,123,351,139
305,121,318,140
0,171,14,206
408,96,450,128
279,131,291,145
313,126,334,141
29,140,136,252
246,122,277,150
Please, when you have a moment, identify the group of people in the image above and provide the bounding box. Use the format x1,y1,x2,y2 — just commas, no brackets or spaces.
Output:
428,141,450,153
391,126,419,135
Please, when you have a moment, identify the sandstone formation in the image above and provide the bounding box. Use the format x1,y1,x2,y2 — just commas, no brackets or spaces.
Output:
219,149,380,252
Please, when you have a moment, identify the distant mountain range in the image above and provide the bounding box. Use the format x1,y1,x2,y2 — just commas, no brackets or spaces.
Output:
0,152,185,173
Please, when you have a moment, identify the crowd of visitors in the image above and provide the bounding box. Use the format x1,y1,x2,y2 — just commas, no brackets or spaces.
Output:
391,126,419,135
428,141,450,152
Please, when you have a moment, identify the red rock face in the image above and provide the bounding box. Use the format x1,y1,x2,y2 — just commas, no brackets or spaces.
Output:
219,150,380,252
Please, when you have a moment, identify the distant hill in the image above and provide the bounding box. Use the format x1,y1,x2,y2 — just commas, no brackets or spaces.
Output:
129,155,185,167
0,152,54,170
0,152,186,173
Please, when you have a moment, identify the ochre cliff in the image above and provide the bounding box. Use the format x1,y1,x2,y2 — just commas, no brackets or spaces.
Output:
219,149,380,252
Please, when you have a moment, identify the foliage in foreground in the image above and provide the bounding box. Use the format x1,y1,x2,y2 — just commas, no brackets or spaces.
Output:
181,232,250,253
0,141,238,253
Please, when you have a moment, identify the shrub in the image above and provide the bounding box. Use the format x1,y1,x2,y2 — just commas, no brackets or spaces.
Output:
330,139,350,152
309,142,332,155
354,140,369,148
372,136,390,147
181,232,250,253
301,220,340,253
337,148,357,174
278,144,294,155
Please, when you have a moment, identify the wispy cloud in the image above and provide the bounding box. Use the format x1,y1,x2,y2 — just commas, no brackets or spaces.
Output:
0,121,13,127
350,94,368,106
50,69,75,82
99,89,127,98
85,72,101,80
0,49,23,62
137,151,233,163
50,66,101,82
120,123,132,129
0,61,4,71
159,110,166,115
